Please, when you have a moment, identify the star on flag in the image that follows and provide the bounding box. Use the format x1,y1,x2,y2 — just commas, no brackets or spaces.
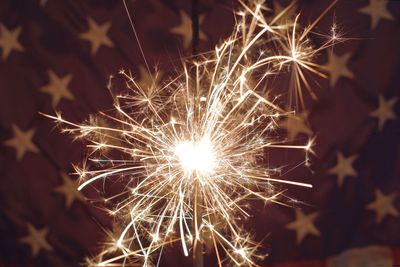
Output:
19,224,53,257
358,0,394,30
369,95,398,131
286,210,320,244
366,189,399,224
0,23,24,60
328,152,358,187
54,173,85,209
40,70,74,108
3,125,39,161
324,51,354,88
279,111,312,141
170,10,207,49
80,17,113,55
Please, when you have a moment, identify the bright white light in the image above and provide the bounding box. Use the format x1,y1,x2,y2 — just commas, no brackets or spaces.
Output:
174,137,216,175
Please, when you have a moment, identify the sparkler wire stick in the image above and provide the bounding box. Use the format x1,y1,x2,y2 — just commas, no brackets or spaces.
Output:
191,0,204,266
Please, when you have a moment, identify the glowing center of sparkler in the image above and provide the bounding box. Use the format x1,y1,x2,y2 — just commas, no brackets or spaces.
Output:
174,137,216,175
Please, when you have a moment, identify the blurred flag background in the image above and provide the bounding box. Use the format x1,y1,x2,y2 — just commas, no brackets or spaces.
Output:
0,0,399,266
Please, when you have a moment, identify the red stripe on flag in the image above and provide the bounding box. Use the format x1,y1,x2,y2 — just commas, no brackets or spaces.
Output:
267,247,400,267
268,259,325,267
392,247,400,266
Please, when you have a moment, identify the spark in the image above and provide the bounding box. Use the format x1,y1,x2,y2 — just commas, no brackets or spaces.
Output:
174,137,216,176
44,1,340,266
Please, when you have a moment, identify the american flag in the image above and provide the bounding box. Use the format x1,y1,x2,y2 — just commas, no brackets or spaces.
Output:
0,0,399,266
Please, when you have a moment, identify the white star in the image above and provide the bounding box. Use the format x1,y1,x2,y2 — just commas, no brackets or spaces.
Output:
328,152,358,187
366,189,398,224
3,125,39,160
80,18,113,55
286,210,320,244
279,111,312,140
20,224,53,257
40,70,74,108
54,173,85,209
170,10,207,49
359,0,394,30
324,51,354,87
370,94,397,131
0,23,24,60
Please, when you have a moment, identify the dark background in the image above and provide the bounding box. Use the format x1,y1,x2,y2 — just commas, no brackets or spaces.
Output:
0,0,400,266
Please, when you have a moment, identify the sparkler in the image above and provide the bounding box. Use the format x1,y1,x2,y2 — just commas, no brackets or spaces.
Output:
44,0,341,266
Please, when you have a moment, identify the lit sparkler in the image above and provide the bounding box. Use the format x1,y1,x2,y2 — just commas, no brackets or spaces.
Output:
44,1,340,266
